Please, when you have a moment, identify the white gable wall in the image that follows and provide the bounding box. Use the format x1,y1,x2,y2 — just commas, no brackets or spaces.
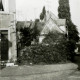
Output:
59,26,66,33
39,17,64,43
41,18,63,35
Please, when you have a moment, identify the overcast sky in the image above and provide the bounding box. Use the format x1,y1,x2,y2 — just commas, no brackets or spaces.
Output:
16,0,80,32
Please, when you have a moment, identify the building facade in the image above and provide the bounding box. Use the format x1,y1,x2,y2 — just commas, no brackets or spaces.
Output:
0,0,17,62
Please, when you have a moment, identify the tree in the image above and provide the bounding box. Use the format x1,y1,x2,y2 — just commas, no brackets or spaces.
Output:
32,19,40,43
18,19,40,47
20,27,33,47
58,0,79,61
40,6,46,20
58,0,79,42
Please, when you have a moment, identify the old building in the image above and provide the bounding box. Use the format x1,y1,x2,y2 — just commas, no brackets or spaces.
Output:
37,11,66,43
16,11,66,44
0,0,17,62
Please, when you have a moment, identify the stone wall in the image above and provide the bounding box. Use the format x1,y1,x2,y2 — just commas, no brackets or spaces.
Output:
0,12,17,62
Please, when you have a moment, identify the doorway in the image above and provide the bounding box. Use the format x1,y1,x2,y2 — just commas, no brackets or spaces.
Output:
0,30,8,61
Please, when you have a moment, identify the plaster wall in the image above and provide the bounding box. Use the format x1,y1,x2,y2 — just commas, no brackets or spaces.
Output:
0,13,17,62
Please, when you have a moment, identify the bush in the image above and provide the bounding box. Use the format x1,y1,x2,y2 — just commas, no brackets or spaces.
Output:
17,32,71,65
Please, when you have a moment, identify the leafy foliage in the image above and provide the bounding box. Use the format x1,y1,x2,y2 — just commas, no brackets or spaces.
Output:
40,6,46,20
58,0,79,42
19,27,33,46
17,32,71,65
43,32,64,44
16,19,40,49
58,0,79,58
58,0,71,20
32,19,40,42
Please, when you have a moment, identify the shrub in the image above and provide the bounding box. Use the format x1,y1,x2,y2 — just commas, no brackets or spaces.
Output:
17,32,71,65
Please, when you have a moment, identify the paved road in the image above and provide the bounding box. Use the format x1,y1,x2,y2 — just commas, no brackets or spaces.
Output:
0,56,80,80
0,65,68,80
0,64,78,80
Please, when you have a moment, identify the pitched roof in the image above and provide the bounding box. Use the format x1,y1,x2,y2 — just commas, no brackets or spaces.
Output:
45,11,66,26
40,11,66,34
16,11,66,34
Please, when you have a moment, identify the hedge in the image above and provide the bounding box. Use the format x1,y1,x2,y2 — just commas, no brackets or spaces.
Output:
17,32,71,65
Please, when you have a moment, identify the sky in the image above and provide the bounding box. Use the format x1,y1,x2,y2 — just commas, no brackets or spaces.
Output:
16,0,80,33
